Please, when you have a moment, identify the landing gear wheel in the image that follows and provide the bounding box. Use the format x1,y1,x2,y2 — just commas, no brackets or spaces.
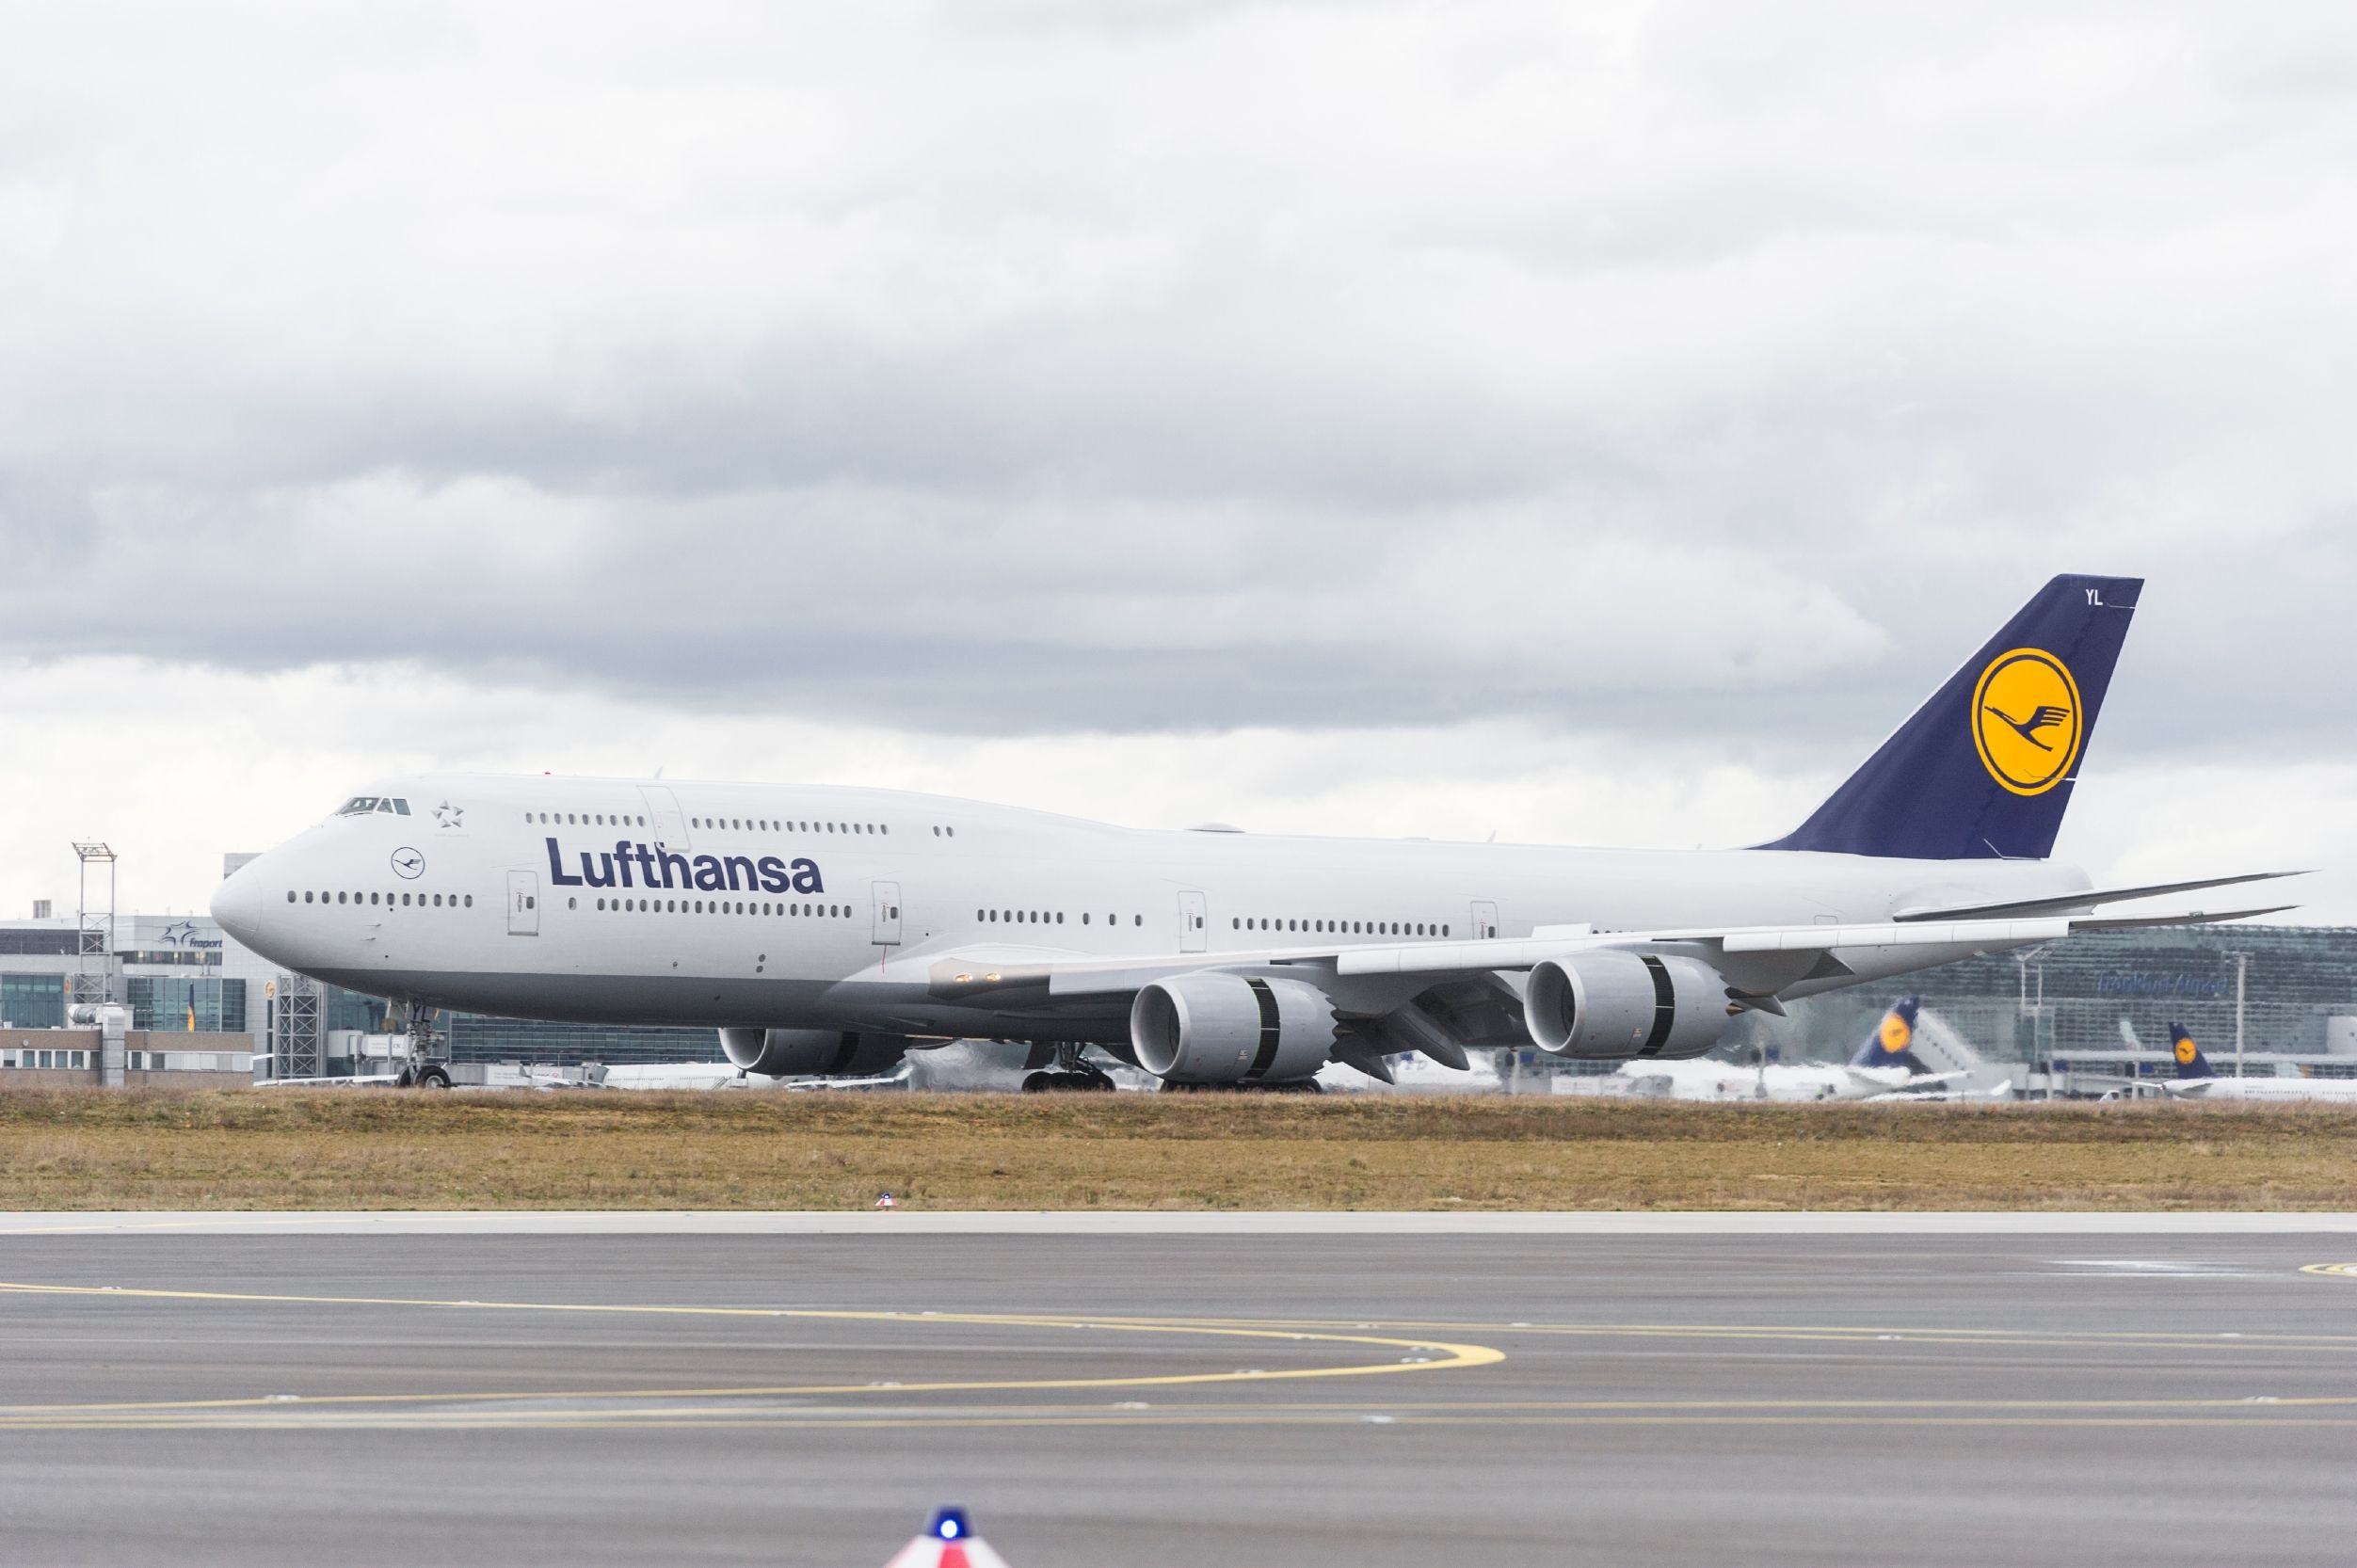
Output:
417,1064,453,1089
1022,1068,1115,1092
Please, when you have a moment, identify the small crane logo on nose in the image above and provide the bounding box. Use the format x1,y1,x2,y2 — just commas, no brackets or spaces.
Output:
391,848,425,879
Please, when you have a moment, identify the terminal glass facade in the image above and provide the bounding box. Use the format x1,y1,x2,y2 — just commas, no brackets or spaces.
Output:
327,987,391,1033
126,976,248,1034
1785,926,2357,1065
0,974,66,1029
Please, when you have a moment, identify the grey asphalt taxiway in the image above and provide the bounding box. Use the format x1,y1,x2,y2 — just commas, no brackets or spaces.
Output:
4,1214,2356,1566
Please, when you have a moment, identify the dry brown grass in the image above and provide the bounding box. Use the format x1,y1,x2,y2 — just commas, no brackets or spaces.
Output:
2,1089,2354,1210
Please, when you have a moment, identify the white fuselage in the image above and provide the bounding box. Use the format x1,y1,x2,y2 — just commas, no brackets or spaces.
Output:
211,774,2091,1045
2169,1076,2357,1103
1617,1061,1921,1102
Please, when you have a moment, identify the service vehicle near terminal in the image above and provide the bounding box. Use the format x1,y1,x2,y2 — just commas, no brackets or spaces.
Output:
213,575,2298,1091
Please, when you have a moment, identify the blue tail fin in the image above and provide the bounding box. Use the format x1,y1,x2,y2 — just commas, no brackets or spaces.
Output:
1762,574,2141,859
2169,1023,2214,1080
1851,999,1931,1073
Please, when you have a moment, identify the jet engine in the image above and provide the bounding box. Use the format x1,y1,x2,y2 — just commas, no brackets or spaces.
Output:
1130,971,1339,1084
1522,951,1735,1060
718,1028,909,1078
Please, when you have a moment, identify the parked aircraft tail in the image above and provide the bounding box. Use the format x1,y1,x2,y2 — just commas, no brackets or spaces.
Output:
1762,573,2141,860
2168,1023,2216,1080
1850,998,1932,1074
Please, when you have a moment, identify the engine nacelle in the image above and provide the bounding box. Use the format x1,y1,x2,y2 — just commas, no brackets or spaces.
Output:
1522,951,1735,1060
1130,972,1339,1084
718,1028,908,1078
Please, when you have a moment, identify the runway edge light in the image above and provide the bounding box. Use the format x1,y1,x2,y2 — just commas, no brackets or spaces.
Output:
881,1506,1013,1568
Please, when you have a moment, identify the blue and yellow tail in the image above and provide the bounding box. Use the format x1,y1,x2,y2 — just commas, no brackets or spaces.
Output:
2168,1023,2215,1080
1852,999,1930,1073
1762,574,2141,860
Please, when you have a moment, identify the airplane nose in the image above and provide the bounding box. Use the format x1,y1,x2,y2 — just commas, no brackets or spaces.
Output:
210,867,265,949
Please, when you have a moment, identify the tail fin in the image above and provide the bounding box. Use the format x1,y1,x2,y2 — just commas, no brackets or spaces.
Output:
2168,1023,2215,1080
1851,998,1931,1073
1762,573,2141,859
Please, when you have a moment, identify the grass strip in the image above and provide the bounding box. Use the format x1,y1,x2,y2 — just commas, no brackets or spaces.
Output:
4,1090,2355,1211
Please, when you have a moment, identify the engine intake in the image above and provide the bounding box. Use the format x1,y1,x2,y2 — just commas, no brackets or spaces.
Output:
718,1028,908,1078
1522,951,1734,1060
1130,971,1338,1084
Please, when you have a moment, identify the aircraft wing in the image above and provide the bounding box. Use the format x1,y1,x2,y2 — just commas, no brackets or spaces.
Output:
1892,871,2308,923
1845,1068,1973,1096
901,903,2294,1000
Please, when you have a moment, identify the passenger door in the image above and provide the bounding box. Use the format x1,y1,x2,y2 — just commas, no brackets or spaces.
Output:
1471,900,1499,940
506,871,540,936
1178,889,1207,952
638,784,692,853
872,881,902,947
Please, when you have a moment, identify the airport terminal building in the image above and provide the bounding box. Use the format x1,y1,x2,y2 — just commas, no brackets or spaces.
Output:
1781,923,2357,1089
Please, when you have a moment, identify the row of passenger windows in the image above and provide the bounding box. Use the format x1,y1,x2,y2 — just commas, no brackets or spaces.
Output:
979,910,1145,927
688,817,887,836
1237,917,1450,937
583,897,853,919
287,890,474,908
526,811,890,836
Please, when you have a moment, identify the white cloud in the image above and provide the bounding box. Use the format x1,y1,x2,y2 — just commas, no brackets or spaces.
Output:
2,655,2347,926
0,2,2351,922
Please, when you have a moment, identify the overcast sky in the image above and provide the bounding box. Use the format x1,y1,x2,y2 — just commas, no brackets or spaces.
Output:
4,1,2355,920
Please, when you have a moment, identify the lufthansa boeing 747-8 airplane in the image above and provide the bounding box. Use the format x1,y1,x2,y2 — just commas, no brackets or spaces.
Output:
211,575,2298,1089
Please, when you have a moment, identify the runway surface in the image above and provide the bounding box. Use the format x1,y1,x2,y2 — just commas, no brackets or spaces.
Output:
4,1217,2356,1565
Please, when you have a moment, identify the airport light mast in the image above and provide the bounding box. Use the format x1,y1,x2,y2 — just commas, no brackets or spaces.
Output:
2012,945,2051,1098
2224,950,2252,1080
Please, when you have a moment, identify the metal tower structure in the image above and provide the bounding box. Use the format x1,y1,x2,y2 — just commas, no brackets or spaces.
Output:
71,841,117,1008
270,973,323,1080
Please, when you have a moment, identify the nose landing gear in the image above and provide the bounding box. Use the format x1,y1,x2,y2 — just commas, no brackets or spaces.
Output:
391,997,450,1089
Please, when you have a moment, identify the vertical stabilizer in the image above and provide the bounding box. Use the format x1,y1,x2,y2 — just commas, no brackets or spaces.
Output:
2168,1023,2215,1080
1763,574,2141,859
1850,999,1931,1074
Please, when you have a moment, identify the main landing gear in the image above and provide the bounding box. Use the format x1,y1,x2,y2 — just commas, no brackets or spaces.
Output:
1020,1044,1117,1093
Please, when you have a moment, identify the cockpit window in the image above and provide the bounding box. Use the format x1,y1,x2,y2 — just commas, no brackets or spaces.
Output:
336,796,411,817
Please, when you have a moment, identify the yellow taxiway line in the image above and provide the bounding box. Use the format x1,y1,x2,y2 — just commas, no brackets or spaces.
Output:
0,1281,1502,1423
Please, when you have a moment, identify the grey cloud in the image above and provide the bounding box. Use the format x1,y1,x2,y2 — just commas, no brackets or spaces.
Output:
0,1,2351,765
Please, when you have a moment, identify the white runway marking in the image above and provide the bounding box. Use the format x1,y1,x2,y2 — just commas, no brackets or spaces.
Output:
6,1210,2357,1237
2050,1259,2281,1277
